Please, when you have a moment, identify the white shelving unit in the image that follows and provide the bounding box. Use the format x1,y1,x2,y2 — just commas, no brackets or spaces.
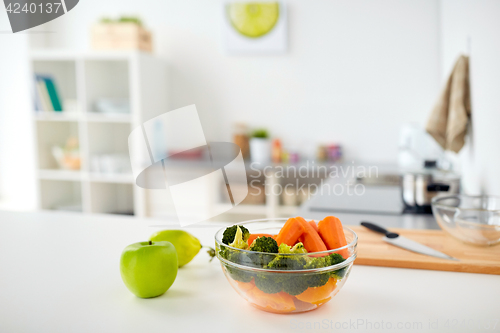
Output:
31,50,168,217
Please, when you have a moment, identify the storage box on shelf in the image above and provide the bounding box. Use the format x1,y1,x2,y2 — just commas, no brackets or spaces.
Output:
91,23,153,53
31,50,168,216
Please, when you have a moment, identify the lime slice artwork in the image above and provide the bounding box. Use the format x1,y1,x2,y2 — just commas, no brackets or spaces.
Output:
227,2,280,38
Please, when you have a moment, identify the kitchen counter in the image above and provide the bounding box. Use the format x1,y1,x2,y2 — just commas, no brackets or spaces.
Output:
0,210,498,333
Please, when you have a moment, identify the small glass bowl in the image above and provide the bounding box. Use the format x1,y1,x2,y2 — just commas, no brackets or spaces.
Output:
215,219,358,314
431,195,500,246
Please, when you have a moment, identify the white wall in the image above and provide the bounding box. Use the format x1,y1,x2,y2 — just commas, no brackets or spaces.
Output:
0,12,37,210
440,0,500,195
34,0,441,162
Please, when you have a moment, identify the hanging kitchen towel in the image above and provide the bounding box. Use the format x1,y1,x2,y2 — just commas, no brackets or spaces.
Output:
426,55,471,153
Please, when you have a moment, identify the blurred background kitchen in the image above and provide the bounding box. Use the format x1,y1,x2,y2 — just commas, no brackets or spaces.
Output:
0,0,499,224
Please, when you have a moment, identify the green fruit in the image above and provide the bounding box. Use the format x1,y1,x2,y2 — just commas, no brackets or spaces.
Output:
120,241,178,298
227,2,280,38
150,230,202,267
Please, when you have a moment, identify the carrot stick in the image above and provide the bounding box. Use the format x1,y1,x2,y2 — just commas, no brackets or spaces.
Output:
275,217,305,246
247,233,275,246
309,220,319,232
318,216,349,258
296,217,327,253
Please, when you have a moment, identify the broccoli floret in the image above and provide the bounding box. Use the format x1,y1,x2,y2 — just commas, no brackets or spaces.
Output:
253,253,346,295
229,226,249,250
249,236,279,253
278,243,292,254
281,255,347,294
218,227,253,282
304,256,326,269
247,236,279,267
218,226,251,263
219,247,255,283
278,242,308,254
305,253,349,284
218,245,228,260
221,229,254,268
252,251,350,295
226,249,251,265
254,273,283,294
226,265,254,283
325,253,347,279
325,253,345,266
282,273,310,295
324,253,347,279
222,225,249,245
258,256,329,295
291,243,308,254
303,257,330,288
255,254,309,295
267,255,308,270
332,267,348,279
254,270,316,296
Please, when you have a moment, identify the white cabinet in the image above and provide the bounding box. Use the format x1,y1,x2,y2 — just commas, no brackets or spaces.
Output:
31,50,168,217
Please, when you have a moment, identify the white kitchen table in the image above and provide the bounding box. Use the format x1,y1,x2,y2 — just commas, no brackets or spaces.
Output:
0,210,498,333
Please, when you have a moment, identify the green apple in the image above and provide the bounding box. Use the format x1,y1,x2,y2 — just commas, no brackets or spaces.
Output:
120,241,178,298
150,230,202,267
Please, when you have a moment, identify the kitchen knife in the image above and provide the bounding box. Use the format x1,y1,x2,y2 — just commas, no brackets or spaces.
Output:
360,222,458,261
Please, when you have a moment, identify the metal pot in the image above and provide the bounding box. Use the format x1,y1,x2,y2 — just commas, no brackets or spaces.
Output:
402,172,460,213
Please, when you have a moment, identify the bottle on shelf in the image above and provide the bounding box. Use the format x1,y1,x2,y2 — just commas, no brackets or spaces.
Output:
272,138,282,164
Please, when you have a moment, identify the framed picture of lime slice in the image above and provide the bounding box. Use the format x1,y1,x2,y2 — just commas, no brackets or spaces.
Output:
222,1,287,54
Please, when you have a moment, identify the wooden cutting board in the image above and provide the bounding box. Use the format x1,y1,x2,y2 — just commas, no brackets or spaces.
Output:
348,225,500,275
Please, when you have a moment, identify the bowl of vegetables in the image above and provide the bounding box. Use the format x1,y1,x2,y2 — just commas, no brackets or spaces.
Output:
215,216,357,314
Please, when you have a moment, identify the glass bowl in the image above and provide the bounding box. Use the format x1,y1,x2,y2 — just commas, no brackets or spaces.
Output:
431,195,500,246
214,218,358,314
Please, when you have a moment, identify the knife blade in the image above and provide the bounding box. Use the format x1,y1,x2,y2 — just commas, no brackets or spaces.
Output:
361,222,458,261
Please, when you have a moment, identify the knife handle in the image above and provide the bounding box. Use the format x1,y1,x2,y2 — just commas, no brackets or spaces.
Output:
361,222,390,235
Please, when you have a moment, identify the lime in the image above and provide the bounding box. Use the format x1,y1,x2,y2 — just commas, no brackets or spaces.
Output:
150,230,202,267
227,2,280,38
